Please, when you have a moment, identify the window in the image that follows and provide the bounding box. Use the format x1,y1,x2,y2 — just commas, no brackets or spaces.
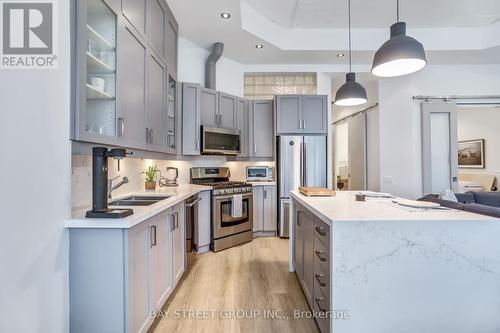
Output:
244,73,317,100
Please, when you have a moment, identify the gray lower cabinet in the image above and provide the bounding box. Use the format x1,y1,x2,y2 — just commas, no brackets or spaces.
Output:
69,204,186,333
250,100,274,158
182,82,201,155
200,88,219,128
236,98,249,157
218,92,237,129
294,202,331,333
117,21,147,150
252,185,277,232
276,95,328,135
146,52,167,152
122,0,146,35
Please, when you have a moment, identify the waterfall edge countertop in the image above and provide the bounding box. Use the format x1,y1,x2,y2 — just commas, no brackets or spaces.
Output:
65,184,212,229
290,190,498,224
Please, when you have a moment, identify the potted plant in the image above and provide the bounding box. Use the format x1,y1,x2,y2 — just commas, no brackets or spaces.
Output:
337,175,344,190
142,165,159,190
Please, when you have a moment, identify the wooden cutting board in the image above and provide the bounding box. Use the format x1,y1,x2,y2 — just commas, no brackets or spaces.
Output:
299,187,336,197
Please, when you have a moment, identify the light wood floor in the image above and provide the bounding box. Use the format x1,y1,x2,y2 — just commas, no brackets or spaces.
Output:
151,237,319,333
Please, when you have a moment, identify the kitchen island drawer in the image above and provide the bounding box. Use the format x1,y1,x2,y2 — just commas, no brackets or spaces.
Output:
313,285,330,333
314,233,330,272
313,216,330,248
314,257,330,301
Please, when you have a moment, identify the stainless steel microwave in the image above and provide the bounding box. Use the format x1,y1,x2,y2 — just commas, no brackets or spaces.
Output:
246,166,274,181
201,127,241,155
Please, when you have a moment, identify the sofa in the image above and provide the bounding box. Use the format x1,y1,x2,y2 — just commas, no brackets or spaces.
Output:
420,191,500,218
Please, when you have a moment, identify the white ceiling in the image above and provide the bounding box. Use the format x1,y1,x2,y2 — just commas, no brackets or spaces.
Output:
166,0,500,65
244,0,500,29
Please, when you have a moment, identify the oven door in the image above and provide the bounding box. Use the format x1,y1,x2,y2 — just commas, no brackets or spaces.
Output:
213,193,253,239
202,127,241,155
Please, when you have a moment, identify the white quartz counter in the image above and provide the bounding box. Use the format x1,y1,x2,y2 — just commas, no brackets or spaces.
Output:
291,190,498,224
65,184,211,229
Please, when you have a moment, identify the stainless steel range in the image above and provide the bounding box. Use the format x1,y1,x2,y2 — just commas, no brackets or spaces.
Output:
191,167,253,252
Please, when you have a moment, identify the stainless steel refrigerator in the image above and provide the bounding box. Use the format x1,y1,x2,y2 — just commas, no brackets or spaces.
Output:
278,136,327,237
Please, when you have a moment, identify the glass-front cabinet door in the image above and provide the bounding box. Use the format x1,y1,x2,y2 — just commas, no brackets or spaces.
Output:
75,0,118,144
166,74,177,153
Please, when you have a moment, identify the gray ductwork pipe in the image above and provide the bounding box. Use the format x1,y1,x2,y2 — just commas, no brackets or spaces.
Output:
206,42,224,90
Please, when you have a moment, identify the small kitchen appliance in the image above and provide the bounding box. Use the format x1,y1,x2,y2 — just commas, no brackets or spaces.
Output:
246,166,274,182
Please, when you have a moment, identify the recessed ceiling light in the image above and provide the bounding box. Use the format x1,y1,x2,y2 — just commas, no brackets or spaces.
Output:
255,44,264,49
220,12,231,19
337,53,345,58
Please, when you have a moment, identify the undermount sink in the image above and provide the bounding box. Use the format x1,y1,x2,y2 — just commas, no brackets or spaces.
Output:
108,195,173,207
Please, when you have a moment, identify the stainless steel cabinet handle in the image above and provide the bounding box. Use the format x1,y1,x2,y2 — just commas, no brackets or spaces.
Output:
315,297,327,312
185,197,202,207
174,212,179,229
149,128,154,144
264,189,267,199
150,225,157,247
315,250,327,262
117,117,124,137
296,211,302,226
170,215,175,231
197,138,200,151
315,273,327,287
254,144,257,154
303,120,306,129
146,128,150,143
315,226,326,236
303,143,307,185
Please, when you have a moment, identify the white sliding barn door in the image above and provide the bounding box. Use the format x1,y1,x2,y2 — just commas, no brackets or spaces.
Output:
421,101,458,195
348,113,367,190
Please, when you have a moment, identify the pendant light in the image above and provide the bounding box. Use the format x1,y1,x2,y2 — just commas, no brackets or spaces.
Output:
334,0,367,107
371,0,426,77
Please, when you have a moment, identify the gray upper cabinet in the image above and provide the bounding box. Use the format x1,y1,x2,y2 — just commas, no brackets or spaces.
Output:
302,95,328,133
276,95,328,135
250,100,274,158
276,96,301,134
218,92,237,129
147,0,166,58
236,98,249,157
122,0,146,35
165,7,178,80
146,52,167,152
200,88,219,128
116,21,147,150
182,83,201,155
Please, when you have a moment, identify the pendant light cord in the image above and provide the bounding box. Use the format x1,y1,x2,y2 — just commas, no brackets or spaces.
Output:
396,0,400,22
348,0,352,72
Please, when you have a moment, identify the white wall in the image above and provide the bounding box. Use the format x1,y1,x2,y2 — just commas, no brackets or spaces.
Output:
0,2,71,332
177,37,245,97
378,65,500,199
458,107,500,177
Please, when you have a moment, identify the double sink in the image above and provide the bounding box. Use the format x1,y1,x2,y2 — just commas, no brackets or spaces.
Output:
108,195,173,207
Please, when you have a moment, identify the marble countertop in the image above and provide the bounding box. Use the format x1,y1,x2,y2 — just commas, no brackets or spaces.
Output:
66,184,211,229
291,190,499,225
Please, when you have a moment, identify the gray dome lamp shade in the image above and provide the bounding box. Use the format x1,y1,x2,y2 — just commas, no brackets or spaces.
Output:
371,4,427,77
334,0,367,106
335,72,367,106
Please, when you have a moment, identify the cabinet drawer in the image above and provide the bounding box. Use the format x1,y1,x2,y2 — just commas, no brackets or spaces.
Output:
313,285,330,333
314,257,330,301
314,234,330,273
313,217,330,248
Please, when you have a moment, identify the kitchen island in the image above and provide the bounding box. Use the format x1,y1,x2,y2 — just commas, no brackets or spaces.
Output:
289,191,500,333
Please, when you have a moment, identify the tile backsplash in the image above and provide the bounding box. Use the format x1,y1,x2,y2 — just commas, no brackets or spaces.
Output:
72,154,275,209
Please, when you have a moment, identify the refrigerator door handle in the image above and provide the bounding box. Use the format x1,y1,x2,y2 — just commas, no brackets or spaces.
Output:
303,142,307,186
299,142,304,187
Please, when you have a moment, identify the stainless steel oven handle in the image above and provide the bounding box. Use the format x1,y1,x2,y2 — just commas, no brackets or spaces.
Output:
215,193,253,201
185,197,202,207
